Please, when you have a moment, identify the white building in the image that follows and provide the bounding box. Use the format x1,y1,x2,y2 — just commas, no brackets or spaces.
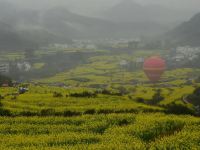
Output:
136,57,144,63
176,46,200,57
52,43,69,49
135,57,144,68
17,62,31,72
120,60,128,67
172,55,185,62
175,46,200,61
0,62,9,74
86,44,97,49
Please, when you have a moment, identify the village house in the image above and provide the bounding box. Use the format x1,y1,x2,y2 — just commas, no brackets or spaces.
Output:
135,57,144,68
0,62,9,74
167,46,200,68
175,46,200,60
17,62,32,72
86,44,97,49
54,43,69,49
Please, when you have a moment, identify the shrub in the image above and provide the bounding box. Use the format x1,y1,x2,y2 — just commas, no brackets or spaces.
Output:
63,110,81,117
114,109,138,114
117,86,129,95
20,111,37,116
128,95,133,100
187,87,200,106
53,92,63,98
100,89,123,96
165,103,195,115
11,96,17,100
150,89,164,105
97,109,114,114
136,97,145,103
193,87,200,96
0,108,11,116
69,91,97,98
142,90,147,93
0,100,3,107
101,89,112,95
0,95,4,100
70,77,90,82
135,120,185,142
116,119,129,126
40,109,56,116
89,124,109,134
84,109,96,115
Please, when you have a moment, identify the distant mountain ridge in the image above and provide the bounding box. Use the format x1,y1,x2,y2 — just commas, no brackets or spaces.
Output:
0,2,72,51
164,13,200,46
0,4,170,51
42,7,168,39
104,0,185,24
0,0,193,51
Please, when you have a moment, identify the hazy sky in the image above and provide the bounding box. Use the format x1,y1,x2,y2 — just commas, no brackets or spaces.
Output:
1,0,200,18
5,0,200,12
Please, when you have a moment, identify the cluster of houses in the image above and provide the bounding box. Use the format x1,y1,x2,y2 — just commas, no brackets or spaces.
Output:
97,38,141,49
46,40,97,50
166,46,200,68
173,46,199,61
0,62,9,74
118,46,200,70
46,38,142,51
16,62,31,72
0,61,32,75
119,57,145,71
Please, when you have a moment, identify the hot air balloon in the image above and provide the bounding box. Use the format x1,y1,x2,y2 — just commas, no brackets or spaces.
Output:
143,56,166,82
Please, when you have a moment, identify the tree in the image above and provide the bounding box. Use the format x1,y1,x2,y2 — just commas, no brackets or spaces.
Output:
187,87,200,106
150,89,164,105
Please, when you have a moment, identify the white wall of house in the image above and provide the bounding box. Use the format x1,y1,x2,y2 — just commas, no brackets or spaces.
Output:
0,63,9,74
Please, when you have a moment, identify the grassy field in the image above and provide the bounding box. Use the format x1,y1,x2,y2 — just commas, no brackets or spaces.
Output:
1,85,163,116
1,49,200,149
0,114,199,149
35,52,199,107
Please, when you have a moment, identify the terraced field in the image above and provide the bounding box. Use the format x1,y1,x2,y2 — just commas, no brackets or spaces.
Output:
0,114,199,149
1,50,200,149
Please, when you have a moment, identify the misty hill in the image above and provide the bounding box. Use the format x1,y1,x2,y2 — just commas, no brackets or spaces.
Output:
0,3,168,51
0,1,71,51
104,0,185,25
165,13,200,46
42,7,117,39
0,20,68,51
0,22,21,50
0,0,185,51
0,4,117,51
105,0,144,23
42,7,170,39
100,0,183,37
0,21,44,51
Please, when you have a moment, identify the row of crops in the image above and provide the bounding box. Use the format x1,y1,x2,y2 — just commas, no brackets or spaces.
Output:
0,113,199,149
0,87,163,116
1,50,200,149
0,80,197,117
